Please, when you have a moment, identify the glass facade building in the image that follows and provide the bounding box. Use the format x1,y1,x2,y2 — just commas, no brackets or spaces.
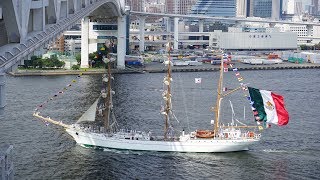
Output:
251,0,283,18
190,0,236,17
253,0,272,18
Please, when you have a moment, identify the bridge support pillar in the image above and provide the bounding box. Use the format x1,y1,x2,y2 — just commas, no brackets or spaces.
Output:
174,17,179,50
139,16,146,53
0,73,5,115
166,17,171,32
85,0,90,7
32,2,46,32
117,15,127,69
199,19,204,40
81,17,89,68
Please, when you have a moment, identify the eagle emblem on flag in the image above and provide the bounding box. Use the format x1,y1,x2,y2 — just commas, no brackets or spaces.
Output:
265,101,274,110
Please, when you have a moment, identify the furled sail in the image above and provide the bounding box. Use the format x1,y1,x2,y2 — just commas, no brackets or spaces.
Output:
76,98,99,124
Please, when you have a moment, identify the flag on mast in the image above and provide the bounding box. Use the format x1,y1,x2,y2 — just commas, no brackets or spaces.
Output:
248,87,289,126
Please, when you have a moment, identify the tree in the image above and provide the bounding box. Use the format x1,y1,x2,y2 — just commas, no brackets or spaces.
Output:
32,58,43,68
42,58,54,68
89,53,95,60
75,53,81,64
300,44,308,50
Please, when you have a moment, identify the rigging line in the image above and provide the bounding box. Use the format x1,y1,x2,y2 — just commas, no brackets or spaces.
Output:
228,100,247,126
234,118,247,126
177,72,190,132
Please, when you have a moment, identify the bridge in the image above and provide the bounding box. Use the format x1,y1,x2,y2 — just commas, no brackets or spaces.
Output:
0,0,129,114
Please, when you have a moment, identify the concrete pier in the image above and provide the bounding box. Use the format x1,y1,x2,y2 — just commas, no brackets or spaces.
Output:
8,62,320,76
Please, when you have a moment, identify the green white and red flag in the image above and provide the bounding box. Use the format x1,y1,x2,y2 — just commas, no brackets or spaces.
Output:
248,87,289,126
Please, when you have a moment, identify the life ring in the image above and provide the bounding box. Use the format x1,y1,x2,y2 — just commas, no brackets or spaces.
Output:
248,132,254,137
196,130,215,138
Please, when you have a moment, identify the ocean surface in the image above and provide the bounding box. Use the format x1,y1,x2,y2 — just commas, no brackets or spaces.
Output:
1,68,320,179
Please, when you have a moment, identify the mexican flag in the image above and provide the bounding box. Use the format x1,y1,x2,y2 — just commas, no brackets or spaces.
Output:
248,87,289,126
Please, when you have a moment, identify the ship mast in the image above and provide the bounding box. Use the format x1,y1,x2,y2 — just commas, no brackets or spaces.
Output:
213,51,225,137
163,42,172,140
103,58,112,131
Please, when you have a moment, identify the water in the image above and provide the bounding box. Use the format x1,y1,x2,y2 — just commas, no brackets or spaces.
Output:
1,69,320,179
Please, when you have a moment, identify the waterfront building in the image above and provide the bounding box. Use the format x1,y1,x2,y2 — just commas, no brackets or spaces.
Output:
209,26,297,50
275,23,313,45
47,36,65,53
49,22,118,54
190,0,236,17
274,14,320,45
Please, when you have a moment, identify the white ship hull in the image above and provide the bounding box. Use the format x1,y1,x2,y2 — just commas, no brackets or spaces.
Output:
66,128,260,153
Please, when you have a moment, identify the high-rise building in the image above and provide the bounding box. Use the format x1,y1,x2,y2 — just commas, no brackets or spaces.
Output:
179,0,197,14
165,0,197,14
236,0,248,17
253,0,272,18
295,1,303,15
165,0,177,14
126,0,144,12
287,0,295,14
272,0,281,20
287,0,303,15
190,0,237,17
250,0,282,19
310,0,319,15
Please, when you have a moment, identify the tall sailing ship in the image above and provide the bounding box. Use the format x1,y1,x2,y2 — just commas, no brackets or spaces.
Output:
33,44,289,153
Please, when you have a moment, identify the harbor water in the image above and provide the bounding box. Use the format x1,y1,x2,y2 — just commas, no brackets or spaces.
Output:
0,69,320,179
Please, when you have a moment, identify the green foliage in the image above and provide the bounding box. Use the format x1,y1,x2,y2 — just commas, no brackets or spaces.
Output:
75,53,81,64
300,43,320,50
89,53,96,60
32,58,43,68
300,44,308,50
28,56,65,69
71,64,80,70
30,55,38,61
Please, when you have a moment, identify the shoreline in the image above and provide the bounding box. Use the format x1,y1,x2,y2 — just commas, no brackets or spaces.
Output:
8,62,320,76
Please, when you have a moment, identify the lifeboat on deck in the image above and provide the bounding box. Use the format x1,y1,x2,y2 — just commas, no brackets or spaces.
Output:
196,130,215,138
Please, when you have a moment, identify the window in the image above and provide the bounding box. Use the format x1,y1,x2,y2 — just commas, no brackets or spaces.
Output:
93,25,118,30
